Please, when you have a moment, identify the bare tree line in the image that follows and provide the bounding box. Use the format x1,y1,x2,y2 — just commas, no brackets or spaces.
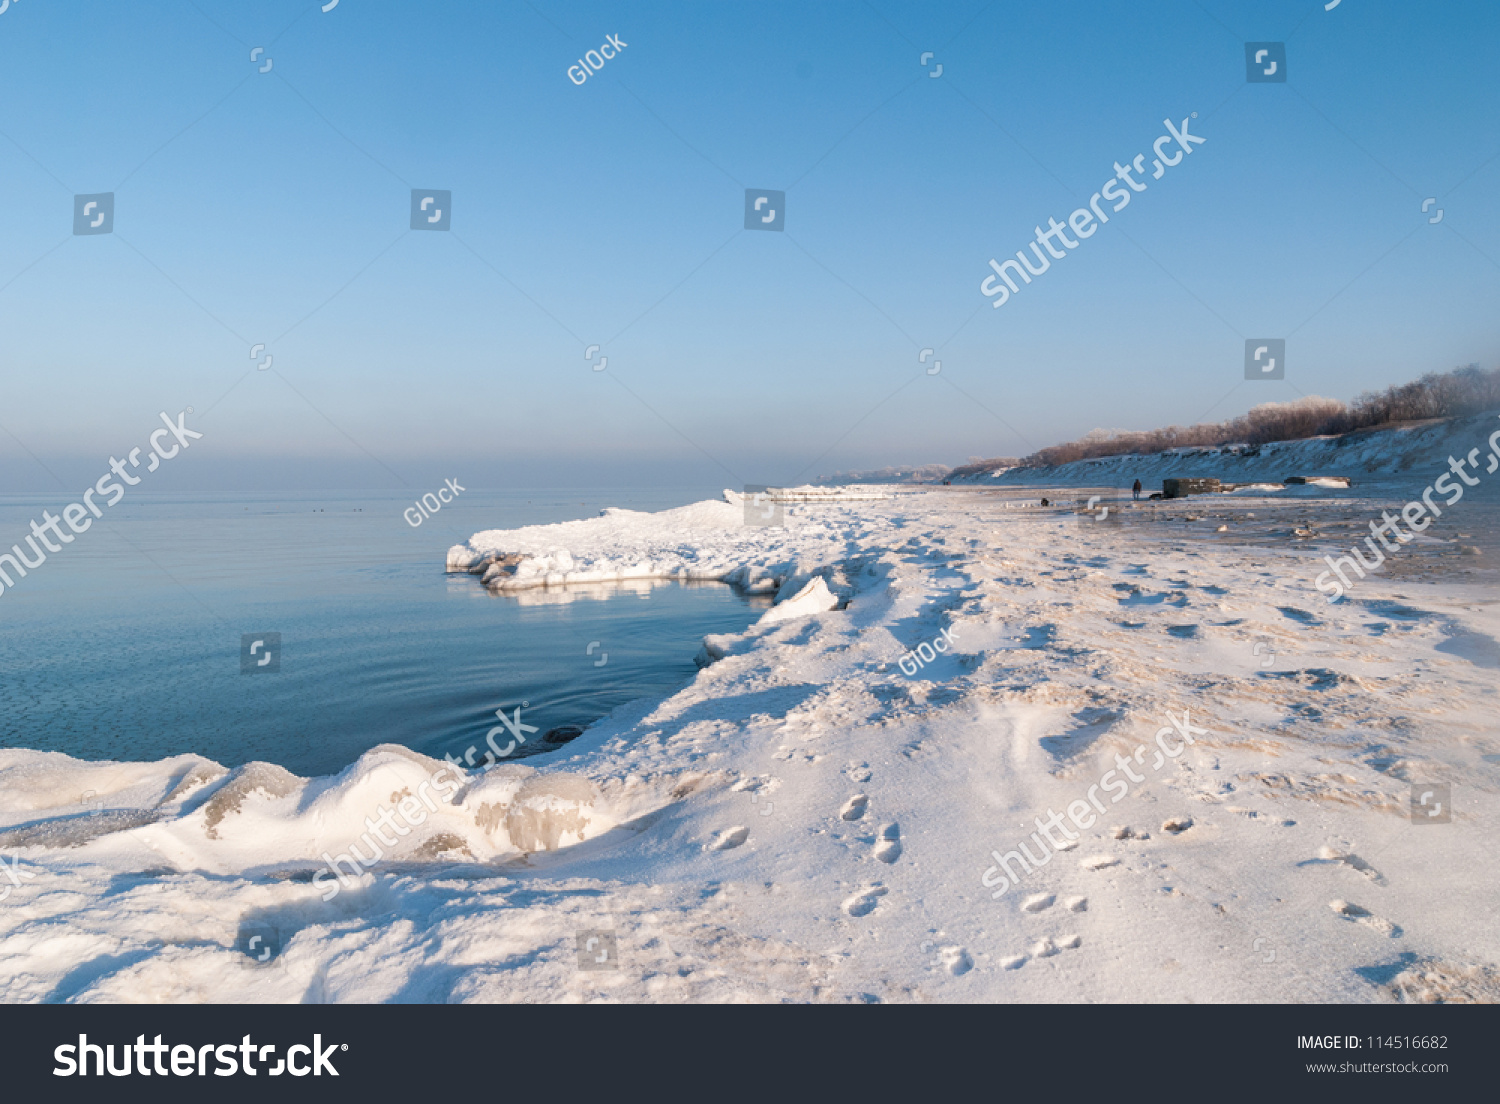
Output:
954,364,1500,474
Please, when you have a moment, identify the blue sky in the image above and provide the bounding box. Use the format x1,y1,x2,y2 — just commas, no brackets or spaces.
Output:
1,0,1496,491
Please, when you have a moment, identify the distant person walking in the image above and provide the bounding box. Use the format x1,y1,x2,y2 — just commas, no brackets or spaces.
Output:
1132,479,1142,501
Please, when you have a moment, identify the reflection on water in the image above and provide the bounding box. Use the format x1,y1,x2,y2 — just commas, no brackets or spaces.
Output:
464,575,775,610
441,576,775,763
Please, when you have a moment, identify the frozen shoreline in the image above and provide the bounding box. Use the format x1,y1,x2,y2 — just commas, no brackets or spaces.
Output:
443,488,896,594
1,484,1498,1003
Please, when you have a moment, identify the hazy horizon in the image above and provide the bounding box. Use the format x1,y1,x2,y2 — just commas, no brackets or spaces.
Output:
2,0,1497,494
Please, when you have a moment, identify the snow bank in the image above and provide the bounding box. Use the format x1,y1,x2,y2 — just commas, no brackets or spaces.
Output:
445,487,883,595
0,744,618,876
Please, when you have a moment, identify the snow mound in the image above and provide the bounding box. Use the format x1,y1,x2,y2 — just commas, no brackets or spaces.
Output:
444,492,864,607
0,744,621,872
758,576,838,624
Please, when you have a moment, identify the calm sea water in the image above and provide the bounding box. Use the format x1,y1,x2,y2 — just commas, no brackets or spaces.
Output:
0,488,764,776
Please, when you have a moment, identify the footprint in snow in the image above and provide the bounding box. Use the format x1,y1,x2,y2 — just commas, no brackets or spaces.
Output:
1024,935,1082,961
840,794,869,821
1315,846,1387,885
1064,896,1088,912
1021,893,1055,913
1080,854,1119,870
939,946,973,976
709,826,749,851
874,823,902,863
842,885,887,918
1329,899,1401,937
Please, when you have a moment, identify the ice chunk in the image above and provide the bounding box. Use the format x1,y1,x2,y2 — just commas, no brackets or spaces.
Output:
505,774,605,853
758,576,838,625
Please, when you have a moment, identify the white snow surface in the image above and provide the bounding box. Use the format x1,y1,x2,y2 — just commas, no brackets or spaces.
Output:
445,488,891,595
2,483,1498,1004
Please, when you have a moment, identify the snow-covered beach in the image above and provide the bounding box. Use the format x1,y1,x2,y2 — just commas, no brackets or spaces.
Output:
2,469,1498,1003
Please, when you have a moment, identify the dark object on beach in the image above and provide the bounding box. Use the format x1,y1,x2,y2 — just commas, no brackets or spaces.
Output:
1039,497,1050,507
471,724,587,765
1285,475,1353,487
1162,478,1222,499
942,480,950,485
1148,492,1163,500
